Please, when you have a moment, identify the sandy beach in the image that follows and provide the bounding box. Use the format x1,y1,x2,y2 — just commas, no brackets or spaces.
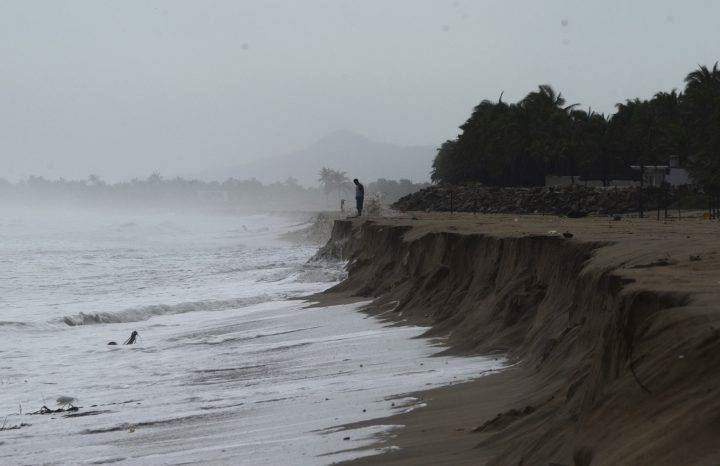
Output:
313,212,720,466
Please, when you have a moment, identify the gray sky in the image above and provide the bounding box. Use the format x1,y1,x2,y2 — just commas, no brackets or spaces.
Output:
2,0,719,181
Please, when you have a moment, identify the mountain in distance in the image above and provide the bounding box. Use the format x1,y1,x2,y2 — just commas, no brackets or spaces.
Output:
195,130,435,186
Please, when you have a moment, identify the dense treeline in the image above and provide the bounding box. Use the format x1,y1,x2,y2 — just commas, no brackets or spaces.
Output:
432,63,720,188
0,173,427,212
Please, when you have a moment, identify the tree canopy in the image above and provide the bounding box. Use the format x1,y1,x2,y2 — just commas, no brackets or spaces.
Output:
431,63,720,188
318,167,352,202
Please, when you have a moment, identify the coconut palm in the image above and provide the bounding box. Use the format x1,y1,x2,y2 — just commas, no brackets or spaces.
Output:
318,167,351,207
682,63,720,188
428,64,720,189
683,62,720,107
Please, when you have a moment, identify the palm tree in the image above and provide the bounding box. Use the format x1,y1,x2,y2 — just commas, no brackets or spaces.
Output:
521,84,566,109
318,167,350,208
516,85,578,186
682,63,720,190
683,62,719,103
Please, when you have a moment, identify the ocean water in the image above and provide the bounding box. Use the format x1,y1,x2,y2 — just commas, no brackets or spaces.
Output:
0,207,503,465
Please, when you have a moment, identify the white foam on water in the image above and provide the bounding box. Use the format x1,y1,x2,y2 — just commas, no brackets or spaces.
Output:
0,208,505,465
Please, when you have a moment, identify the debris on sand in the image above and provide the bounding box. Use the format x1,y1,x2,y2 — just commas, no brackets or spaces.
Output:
29,406,79,415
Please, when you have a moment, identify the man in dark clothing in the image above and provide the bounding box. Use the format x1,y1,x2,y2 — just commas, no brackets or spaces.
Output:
353,178,364,217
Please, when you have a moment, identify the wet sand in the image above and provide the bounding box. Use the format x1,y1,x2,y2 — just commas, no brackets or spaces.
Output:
316,212,720,465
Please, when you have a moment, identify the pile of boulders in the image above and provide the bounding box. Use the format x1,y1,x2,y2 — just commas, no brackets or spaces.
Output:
393,185,700,215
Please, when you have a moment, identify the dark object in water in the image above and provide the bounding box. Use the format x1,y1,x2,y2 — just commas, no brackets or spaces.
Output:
124,331,139,345
563,232,574,239
107,341,117,345
613,215,622,221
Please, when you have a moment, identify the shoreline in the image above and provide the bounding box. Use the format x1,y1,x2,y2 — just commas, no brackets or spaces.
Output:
313,213,720,465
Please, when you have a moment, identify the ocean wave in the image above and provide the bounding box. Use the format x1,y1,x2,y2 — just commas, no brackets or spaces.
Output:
292,266,347,283
0,321,30,328
290,262,347,283
61,296,272,326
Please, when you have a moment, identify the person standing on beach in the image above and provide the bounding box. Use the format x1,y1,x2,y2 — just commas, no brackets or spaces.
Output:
353,178,364,217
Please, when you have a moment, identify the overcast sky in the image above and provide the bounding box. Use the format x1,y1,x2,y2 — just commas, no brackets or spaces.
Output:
2,0,719,181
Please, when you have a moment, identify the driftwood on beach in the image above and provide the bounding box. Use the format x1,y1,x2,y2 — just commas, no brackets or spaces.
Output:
29,406,79,415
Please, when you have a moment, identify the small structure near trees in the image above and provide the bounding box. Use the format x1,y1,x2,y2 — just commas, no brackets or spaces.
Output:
630,156,692,188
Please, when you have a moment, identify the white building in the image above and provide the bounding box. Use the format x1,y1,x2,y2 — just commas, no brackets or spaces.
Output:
545,156,692,188
630,156,692,187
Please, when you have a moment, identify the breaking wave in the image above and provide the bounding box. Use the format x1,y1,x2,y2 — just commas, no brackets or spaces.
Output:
292,264,347,283
61,296,273,326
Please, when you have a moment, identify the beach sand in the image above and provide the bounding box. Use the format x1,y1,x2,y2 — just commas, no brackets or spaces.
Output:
315,212,720,466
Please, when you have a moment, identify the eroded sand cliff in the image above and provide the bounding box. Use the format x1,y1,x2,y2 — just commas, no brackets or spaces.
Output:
319,213,720,466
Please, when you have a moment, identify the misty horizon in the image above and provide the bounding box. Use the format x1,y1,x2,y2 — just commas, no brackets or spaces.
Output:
2,129,435,185
3,1,720,182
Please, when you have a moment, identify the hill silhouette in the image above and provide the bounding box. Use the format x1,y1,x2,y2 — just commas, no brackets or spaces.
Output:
195,130,434,186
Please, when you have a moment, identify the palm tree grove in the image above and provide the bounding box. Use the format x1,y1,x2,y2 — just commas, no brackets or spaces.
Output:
431,63,720,190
